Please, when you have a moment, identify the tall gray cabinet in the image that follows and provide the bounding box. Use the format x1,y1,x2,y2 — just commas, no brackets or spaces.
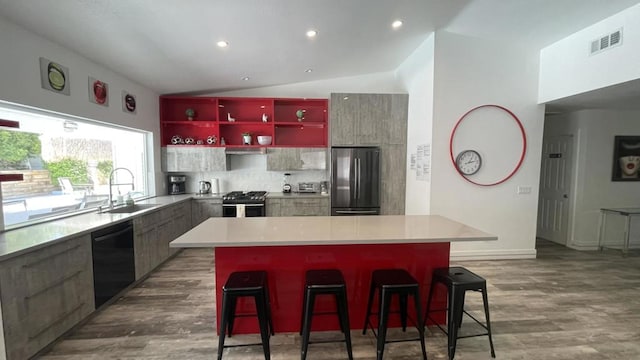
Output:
330,93,408,215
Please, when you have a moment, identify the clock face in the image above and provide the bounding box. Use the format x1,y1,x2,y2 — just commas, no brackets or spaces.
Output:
456,150,482,175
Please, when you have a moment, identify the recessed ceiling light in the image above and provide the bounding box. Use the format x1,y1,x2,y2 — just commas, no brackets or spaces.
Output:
306,30,318,38
392,20,403,29
305,69,313,73
217,40,229,48
242,76,250,81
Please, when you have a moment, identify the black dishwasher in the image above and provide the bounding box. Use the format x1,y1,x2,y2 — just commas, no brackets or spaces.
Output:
91,220,135,308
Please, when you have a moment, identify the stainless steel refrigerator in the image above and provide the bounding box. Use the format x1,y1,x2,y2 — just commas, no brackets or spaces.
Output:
331,146,380,215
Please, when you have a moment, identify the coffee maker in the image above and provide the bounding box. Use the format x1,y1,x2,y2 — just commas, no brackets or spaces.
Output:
168,175,187,195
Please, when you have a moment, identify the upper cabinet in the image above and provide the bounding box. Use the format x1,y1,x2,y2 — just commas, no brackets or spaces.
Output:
330,93,408,146
266,148,328,171
160,96,328,148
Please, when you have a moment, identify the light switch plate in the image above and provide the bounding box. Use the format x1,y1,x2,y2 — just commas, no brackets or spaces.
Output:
517,186,532,194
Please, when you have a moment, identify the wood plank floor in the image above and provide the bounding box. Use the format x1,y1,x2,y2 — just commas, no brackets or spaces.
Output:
37,240,640,359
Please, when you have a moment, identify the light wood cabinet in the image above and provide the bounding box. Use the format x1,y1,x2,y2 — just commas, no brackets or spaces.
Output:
192,198,223,226
330,93,407,146
162,147,229,172
133,201,192,279
266,148,328,171
265,198,281,217
330,93,408,215
0,234,94,360
267,197,329,216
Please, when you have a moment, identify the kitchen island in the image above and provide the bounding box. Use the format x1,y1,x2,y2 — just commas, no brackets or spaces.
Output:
170,215,496,334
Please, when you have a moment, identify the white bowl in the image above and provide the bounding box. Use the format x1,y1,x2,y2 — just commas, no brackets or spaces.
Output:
257,136,272,145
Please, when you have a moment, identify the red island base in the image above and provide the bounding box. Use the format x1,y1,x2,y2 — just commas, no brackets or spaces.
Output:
214,242,449,334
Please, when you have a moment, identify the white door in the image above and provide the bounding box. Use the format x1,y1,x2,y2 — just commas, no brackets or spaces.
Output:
537,135,573,245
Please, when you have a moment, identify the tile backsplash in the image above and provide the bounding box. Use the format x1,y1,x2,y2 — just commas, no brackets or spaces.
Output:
169,154,328,194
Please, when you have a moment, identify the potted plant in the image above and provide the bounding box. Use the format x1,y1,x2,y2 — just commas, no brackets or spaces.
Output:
242,132,252,145
185,108,195,121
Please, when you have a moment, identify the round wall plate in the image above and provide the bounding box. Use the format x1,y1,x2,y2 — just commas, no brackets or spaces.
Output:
449,104,526,186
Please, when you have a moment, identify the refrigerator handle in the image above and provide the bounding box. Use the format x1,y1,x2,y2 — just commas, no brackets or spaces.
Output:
356,157,361,199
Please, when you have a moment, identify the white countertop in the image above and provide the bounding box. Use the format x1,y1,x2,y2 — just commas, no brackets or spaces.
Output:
170,215,497,247
0,195,193,261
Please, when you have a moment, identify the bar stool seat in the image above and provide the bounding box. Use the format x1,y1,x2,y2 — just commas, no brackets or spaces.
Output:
300,269,353,360
362,269,427,360
217,270,274,360
424,266,495,360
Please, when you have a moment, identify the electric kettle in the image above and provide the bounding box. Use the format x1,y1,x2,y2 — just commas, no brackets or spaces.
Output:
198,181,211,194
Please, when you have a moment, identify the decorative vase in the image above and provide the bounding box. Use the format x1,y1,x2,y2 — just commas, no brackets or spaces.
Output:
296,109,305,122
185,108,195,121
242,134,252,145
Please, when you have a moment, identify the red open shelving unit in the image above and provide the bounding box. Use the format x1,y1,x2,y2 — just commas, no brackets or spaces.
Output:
160,96,327,148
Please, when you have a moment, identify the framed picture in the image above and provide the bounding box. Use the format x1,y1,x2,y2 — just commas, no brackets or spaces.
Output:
122,91,137,114
612,136,640,181
88,77,109,106
39,57,70,95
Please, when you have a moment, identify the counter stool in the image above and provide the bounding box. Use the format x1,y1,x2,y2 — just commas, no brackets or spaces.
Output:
362,269,427,360
424,266,495,360
300,269,353,360
217,270,274,360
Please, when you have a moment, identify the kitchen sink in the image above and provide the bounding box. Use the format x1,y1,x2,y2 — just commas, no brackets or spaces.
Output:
103,204,157,214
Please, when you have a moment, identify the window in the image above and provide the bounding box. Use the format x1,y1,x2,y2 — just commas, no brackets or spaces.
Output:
1,101,153,229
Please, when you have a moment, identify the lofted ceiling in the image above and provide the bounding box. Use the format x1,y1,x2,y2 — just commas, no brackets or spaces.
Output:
0,0,639,105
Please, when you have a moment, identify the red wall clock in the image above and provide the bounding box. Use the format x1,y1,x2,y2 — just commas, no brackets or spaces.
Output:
449,104,527,186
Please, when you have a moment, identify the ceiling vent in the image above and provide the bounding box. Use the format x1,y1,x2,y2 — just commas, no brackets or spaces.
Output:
590,28,623,55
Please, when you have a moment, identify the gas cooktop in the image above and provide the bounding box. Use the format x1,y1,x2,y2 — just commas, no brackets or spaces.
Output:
222,191,267,203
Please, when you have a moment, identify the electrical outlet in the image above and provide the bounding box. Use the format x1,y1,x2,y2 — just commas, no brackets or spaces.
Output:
517,186,532,195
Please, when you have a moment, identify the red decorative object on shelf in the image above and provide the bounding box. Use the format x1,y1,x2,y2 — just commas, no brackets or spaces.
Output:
160,96,328,147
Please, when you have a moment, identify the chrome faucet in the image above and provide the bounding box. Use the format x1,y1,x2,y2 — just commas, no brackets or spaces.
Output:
108,167,134,209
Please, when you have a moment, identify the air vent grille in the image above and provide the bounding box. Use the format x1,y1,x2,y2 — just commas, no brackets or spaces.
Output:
590,28,623,55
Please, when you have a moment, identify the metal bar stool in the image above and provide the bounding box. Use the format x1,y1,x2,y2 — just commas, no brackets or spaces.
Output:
300,269,353,360
217,270,274,360
362,269,427,360
424,266,495,360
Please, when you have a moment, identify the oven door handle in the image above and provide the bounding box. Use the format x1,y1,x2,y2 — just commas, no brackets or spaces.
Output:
222,203,265,207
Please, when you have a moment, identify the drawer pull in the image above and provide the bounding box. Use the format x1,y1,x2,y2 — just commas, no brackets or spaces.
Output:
22,244,82,268
25,270,84,299
28,302,85,340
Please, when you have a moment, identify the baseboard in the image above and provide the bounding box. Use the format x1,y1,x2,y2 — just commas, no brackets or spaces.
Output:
567,243,600,251
451,248,537,261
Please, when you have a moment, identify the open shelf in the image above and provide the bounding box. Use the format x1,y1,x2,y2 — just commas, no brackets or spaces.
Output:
160,96,327,147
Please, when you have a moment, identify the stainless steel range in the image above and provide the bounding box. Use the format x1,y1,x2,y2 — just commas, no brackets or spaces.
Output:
222,191,267,217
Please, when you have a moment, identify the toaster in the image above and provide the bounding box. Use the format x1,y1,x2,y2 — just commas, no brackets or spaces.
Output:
298,182,318,193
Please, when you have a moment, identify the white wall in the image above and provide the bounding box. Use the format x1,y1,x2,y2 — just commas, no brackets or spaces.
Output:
544,109,640,249
430,31,545,260
0,17,162,195
206,71,405,98
396,35,435,215
539,3,640,103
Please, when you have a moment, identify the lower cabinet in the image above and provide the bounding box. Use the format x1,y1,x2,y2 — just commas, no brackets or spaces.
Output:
267,197,329,216
0,235,94,360
133,201,192,279
192,198,223,226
